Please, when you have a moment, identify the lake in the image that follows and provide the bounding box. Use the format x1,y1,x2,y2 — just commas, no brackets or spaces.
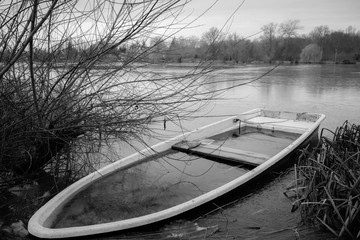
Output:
174,63,360,132
101,63,360,239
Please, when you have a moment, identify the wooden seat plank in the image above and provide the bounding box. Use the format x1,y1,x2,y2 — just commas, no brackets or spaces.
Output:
172,141,269,167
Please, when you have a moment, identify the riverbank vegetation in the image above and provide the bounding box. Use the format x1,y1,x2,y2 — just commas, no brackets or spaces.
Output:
287,121,360,239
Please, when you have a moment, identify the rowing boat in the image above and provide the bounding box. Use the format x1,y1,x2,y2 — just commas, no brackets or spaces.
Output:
28,108,325,238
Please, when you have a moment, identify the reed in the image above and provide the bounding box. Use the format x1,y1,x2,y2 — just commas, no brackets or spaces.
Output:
287,121,360,239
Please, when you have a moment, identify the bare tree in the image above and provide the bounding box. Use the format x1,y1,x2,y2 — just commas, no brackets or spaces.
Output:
201,27,224,60
166,36,200,62
0,0,215,188
261,22,278,62
277,19,303,62
309,25,330,60
345,25,357,36
278,19,302,39
309,25,330,43
223,33,242,63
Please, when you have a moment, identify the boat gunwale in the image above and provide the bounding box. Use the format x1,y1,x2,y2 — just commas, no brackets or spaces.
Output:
28,109,326,238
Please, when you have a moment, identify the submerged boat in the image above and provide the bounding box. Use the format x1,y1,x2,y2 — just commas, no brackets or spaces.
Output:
28,108,325,238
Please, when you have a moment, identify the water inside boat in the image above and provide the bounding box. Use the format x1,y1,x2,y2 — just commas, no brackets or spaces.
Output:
52,127,300,228
210,126,301,157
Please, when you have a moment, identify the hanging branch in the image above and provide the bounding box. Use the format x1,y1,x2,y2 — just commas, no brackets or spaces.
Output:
29,0,41,125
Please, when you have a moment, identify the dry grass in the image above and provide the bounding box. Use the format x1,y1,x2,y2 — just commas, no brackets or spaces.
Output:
285,121,360,239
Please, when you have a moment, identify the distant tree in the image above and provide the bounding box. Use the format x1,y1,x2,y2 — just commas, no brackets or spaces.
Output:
344,26,360,61
300,44,322,63
201,27,224,60
261,22,278,62
64,39,78,61
277,20,303,61
166,36,200,62
321,31,356,62
251,39,266,62
237,40,253,63
125,40,148,62
221,33,242,63
309,25,330,60
184,36,201,61
149,36,168,63
278,19,303,39
310,25,330,43
345,25,357,36
166,37,181,62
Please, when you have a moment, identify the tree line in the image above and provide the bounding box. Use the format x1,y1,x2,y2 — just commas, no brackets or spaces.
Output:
162,21,360,64
151,21,360,64
4,20,358,65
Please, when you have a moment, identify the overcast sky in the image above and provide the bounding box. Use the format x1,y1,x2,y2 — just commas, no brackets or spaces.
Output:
178,0,360,38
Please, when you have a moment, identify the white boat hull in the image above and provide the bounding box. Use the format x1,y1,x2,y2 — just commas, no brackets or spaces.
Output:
28,108,325,238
